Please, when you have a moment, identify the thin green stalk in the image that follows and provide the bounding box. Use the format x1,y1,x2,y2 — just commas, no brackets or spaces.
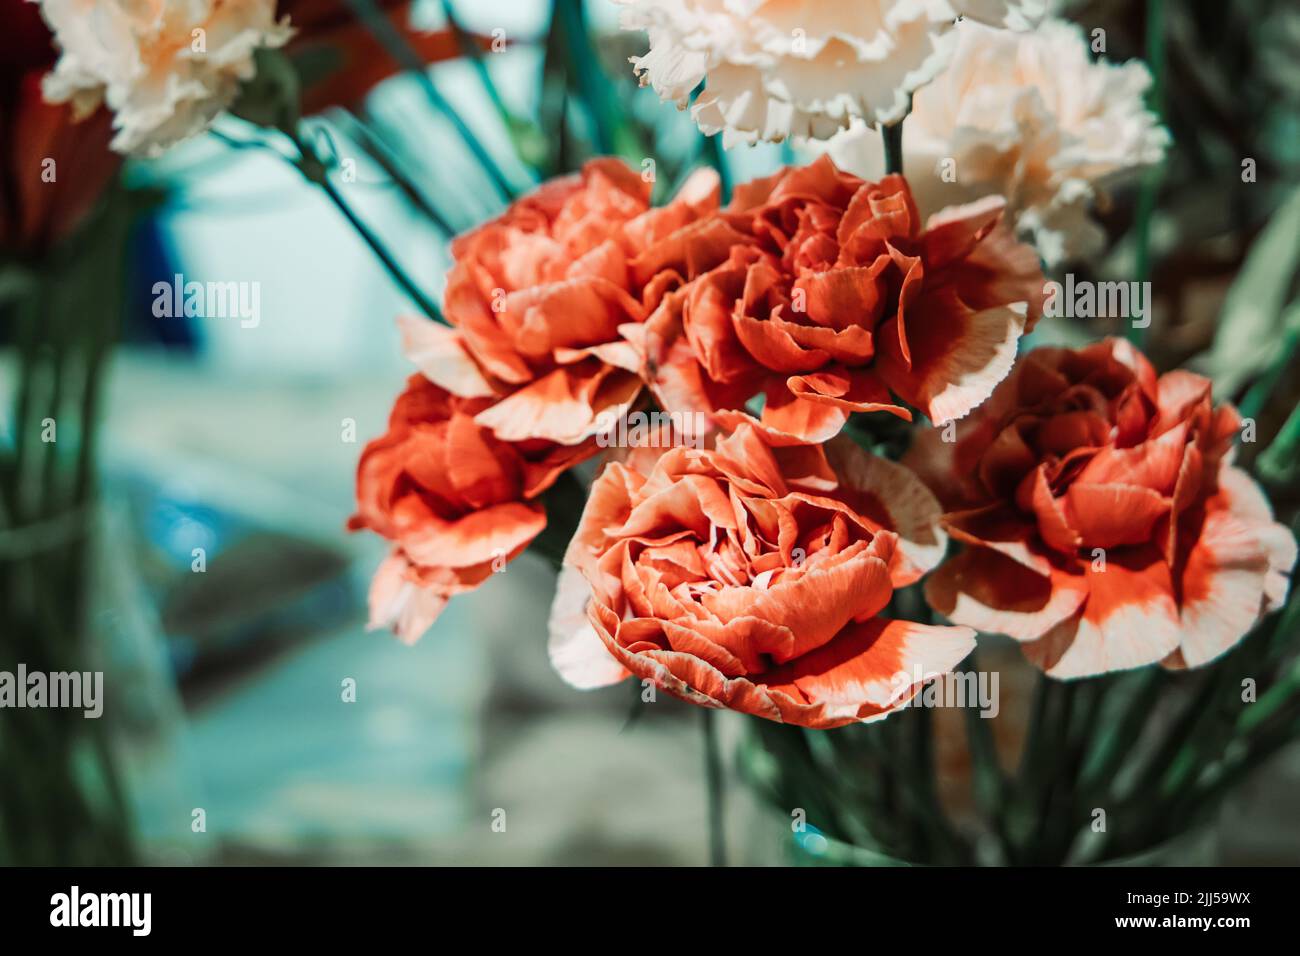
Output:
1237,321,1300,421
555,0,636,159
902,705,968,863
1078,667,1164,791
702,133,732,205
339,112,458,237
436,0,540,184
1257,400,1300,484
702,708,727,866
312,168,445,322
343,0,516,201
882,104,909,177
212,128,448,324
960,656,1011,860
8,280,44,523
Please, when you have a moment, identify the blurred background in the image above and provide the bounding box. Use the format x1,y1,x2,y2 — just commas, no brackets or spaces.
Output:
2,0,1299,865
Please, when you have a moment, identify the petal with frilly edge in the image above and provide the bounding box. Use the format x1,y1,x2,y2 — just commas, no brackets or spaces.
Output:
1213,465,1296,612
474,364,642,446
824,438,948,583
877,294,1029,425
1170,509,1273,669
401,500,546,570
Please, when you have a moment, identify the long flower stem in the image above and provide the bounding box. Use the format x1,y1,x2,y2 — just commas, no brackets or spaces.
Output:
339,113,458,238
312,168,445,323
343,0,516,202
211,128,447,324
702,708,727,866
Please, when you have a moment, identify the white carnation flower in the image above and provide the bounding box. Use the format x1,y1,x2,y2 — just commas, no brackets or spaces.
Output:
34,0,293,157
825,17,1170,264
613,0,1045,147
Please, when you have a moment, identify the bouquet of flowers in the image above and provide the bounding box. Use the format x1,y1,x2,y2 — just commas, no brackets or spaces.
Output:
5,0,1298,866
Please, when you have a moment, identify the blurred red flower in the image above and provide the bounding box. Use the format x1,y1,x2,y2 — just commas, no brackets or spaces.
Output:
0,0,117,255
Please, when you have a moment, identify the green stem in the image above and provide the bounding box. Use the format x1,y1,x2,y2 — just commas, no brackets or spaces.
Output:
343,0,516,201
214,128,447,324
313,168,444,322
1237,318,1300,421
882,105,909,177
437,0,540,183
339,113,458,237
960,655,1010,858
1079,667,1164,791
702,708,727,866
556,0,633,159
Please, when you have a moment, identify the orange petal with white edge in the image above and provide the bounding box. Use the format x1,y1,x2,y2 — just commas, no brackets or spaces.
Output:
761,617,978,727
877,292,1028,425
824,438,948,582
1021,546,1180,678
925,546,1088,642
402,500,546,570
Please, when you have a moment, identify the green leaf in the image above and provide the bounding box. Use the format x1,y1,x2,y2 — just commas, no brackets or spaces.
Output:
1194,185,1300,396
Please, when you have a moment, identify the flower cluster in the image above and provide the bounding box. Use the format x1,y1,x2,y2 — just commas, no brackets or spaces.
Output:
352,159,732,636
346,15,1293,727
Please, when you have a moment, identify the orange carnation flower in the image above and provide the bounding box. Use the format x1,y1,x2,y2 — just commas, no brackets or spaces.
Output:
909,339,1296,677
642,155,1045,444
349,374,590,643
551,422,976,727
402,157,736,447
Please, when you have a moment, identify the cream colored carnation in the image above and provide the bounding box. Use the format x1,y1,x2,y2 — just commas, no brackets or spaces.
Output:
825,17,1169,264
613,0,1045,147
35,0,293,157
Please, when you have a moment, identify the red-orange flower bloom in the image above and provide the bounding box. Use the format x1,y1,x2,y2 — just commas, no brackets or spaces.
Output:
551,422,976,727
642,155,1045,444
350,374,590,642
909,338,1296,677
403,158,735,447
